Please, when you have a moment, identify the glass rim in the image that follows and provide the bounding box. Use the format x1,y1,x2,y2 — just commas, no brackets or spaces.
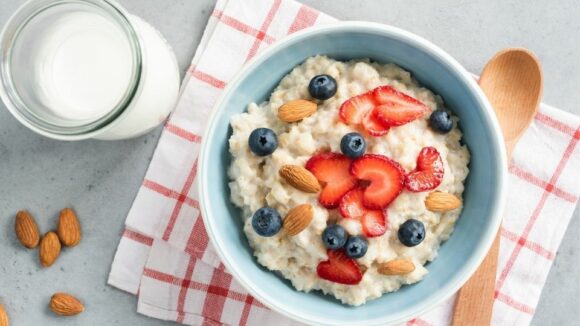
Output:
0,0,143,137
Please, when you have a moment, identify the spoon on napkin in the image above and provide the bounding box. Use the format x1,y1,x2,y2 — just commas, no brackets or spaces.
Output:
452,48,543,325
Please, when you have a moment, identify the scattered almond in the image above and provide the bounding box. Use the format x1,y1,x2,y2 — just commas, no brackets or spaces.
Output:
278,99,317,122
0,304,9,326
283,204,314,236
14,210,40,249
425,191,462,212
279,165,321,193
57,208,81,247
39,232,61,268
50,293,84,316
378,259,416,275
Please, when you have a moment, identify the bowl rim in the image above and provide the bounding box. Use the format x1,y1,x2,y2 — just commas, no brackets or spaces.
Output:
198,21,507,326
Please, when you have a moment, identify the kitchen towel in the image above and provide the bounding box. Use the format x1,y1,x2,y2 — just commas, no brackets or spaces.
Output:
108,0,580,325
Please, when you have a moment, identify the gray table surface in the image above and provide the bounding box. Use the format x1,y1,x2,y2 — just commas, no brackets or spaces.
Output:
0,0,578,325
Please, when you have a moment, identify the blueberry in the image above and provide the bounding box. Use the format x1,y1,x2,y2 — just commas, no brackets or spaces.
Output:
248,128,278,156
429,109,453,134
345,235,368,259
398,219,426,247
322,224,347,249
252,207,282,237
308,74,337,100
340,132,366,158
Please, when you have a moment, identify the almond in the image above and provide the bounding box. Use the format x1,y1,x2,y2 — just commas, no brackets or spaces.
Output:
283,204,314,236
14,210,40,249
57,208,81,247
50,293,84,316
425,191,462,212
279,165,321,193
278,99,317,122
0,304,9,326
39,232,61,268
378,259,416,275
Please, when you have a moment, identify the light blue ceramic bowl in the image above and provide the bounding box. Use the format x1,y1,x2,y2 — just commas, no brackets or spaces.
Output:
199,22,507,326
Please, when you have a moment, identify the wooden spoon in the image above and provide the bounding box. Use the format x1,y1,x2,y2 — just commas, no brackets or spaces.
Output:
452,48,543,326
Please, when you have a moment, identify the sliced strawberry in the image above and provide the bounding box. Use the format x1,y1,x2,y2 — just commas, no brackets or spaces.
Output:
350,154,405,209
362,108,390,136
339,92,376,125
339,188,388,237
316,249,363,285
361,210,387,237
306,153,357,209
372,86,429,127
405,146,444,192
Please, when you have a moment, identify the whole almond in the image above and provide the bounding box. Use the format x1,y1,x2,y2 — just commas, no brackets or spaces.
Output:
39,232,61,268
50,293,84,316
0,304,9,326
14,210,40,249
279,165,321,193
278,99,317,122
57,208,81,247
425,191,462,212
283,204,314,236
378,259,416,275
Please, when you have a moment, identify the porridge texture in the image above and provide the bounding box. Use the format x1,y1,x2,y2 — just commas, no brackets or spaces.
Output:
228,55,470,306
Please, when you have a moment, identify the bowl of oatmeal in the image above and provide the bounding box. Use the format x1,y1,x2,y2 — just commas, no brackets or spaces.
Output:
198,22,507,325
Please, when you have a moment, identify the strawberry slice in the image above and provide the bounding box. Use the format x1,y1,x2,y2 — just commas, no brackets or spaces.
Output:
350,154,405,209
372,86,429,127
362,108,390,136
339,188,388,237
405,146,444,192
305,153,357,209
361,210,388,237
316,249,363,285
339,92,376,125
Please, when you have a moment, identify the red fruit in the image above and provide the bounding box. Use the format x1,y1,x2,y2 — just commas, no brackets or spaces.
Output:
339,188,388,237
306,153,357,208
405,146,444,192
339,92,376,125
372,86,429,127
362,108,390,136
350,154,405,209
316,249,363,285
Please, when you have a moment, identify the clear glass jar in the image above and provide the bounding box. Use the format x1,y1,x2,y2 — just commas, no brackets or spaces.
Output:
0,0,180,140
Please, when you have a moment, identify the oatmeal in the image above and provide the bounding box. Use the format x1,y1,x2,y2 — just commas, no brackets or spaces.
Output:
228,55,470,306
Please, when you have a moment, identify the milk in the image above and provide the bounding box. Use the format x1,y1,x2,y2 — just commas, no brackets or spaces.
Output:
3,1,180,140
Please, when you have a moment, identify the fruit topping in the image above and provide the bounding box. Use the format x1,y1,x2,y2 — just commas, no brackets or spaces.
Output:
339,92,376,126
362,109,390,136
248,128,278,156
398,219,425,247
429,109,453,134
345,235,368,259
316,249,363,285
322,224,348,250
405,146,444,192
340,132,366,158
306,153,357,208
339,188,387,238
350,154,405,209
251,207,282,237
372,86,429,126
308,74,337,100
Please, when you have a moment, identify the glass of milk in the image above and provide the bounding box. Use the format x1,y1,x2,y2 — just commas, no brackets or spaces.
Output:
0,0,180,140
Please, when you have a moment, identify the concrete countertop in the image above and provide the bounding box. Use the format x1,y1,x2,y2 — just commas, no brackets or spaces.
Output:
0,0,578,325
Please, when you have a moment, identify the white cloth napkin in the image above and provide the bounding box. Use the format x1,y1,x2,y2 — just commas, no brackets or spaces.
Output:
108,0,580,325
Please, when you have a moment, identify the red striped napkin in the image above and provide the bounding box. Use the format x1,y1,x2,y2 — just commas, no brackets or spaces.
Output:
108,0,580,325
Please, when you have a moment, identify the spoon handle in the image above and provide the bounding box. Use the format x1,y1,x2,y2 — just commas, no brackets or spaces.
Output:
452,233,500,326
